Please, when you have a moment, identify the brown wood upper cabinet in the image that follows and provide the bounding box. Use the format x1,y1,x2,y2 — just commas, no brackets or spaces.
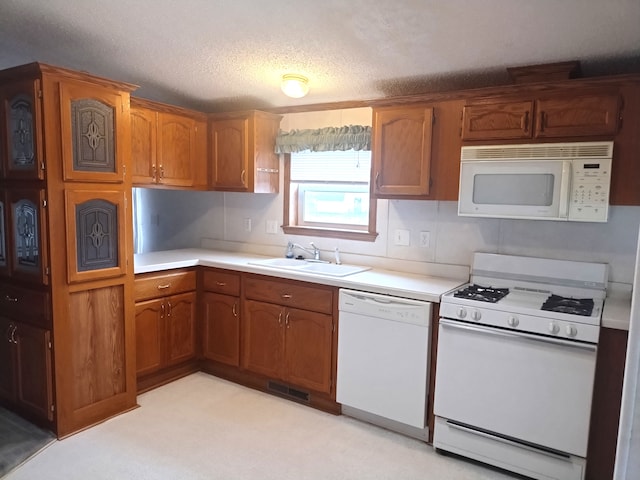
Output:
462,93,621,141
371,105,434,197
209,110,282,193
131,97,207,188
0,79,44,181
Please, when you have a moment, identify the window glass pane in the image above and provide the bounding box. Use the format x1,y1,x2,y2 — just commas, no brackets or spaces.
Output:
300,184,369,227
291,150,371,182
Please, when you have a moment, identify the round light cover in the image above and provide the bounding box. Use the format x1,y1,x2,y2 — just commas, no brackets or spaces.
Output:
281,74,309,98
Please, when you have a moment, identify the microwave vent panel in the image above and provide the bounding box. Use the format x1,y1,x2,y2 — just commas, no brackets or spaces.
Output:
461,142,613,161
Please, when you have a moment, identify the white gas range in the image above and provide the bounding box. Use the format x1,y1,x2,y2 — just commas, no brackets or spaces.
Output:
434,253,608,480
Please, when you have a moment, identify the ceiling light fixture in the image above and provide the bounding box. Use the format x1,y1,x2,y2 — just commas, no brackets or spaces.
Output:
281,74,309,98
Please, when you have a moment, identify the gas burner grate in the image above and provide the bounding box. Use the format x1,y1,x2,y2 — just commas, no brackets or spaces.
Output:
453,284,509,303
541,294,594,316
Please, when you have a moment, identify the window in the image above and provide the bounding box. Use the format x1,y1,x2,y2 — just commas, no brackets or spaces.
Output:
283,150,378,241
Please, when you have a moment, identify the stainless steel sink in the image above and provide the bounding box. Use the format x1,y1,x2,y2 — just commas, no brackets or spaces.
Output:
247,258,371,277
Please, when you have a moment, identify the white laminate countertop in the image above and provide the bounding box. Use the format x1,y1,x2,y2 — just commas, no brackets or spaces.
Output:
602,296,632,331
134,248,468,303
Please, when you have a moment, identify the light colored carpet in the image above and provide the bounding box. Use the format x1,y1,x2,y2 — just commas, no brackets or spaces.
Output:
4,373,518,480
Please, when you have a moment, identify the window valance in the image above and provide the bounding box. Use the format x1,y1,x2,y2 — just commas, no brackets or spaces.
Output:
275,125,371,153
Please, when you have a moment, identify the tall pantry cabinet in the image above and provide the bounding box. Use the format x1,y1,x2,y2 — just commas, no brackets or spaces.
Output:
0,63,138,437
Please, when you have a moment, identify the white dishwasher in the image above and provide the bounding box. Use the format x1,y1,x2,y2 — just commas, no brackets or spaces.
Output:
337,289,432,440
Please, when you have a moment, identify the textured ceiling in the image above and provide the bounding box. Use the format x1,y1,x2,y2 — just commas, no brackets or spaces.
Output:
1,0,639,112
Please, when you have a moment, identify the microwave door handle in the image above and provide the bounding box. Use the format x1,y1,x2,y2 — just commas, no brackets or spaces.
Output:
558,161,572,218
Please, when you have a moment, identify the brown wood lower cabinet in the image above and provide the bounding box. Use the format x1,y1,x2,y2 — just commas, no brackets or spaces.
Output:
242,275,335,396
0,317,53,423
134,269,198,391
201,292,240,366
586,327,628,480
200,268,241,367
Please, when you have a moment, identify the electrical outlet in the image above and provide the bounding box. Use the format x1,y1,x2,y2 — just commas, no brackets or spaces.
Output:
266,220,279,234
243,218,252,232
419,231,430,247
394,229,410,246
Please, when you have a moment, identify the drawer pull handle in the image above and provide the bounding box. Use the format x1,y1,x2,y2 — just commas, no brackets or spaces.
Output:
167,301,172,317
285,312,290,328
157,284,171,290
161,303,165,318
5,295,18,303
281,294,292,299
216,281,227,287
278,311,283,325
232,303,238,317
10,325,18,344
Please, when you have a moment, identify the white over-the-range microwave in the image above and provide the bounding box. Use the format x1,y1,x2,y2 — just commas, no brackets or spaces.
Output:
458,141,614,222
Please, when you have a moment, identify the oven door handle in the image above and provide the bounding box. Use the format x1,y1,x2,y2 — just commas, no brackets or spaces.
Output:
439,318,597,352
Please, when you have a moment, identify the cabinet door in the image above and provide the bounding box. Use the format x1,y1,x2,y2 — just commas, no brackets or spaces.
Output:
202,291,240,366
210,117,249,191
242,300,283,379
462,101,534,140
165,291,197,366
8,189,48,285
0,317,16,402
135,298,164,377
157,112,196,187
131,106,157,184
372,106,434,196
534,94,621,138
284,307,333,394
59,81,126,183
15,322,53,421
0,191,8,277
1,79,44,180
64,189,127,283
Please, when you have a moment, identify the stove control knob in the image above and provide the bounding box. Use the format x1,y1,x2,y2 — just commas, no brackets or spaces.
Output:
507,316,519,327
566,325,578,337
548,322,560,335
457,307,467,319
470,310,482,321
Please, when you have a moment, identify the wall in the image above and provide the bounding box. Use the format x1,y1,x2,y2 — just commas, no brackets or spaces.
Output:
134,183,640,285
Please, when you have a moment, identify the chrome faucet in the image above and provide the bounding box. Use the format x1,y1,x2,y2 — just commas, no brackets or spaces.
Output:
286,241,322,261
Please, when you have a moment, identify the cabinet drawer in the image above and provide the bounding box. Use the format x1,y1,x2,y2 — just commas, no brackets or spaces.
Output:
135,270,196,302
0,283,51,328
244,276,333,314
202,269,240,296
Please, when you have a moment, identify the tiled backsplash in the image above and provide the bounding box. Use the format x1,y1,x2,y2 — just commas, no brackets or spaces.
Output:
134,186,640,285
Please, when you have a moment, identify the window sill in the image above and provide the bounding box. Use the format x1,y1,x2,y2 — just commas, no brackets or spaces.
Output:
281,225,378,242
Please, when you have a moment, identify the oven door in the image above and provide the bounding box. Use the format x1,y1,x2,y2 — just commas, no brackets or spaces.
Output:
434,318,597,457
458,159,570,220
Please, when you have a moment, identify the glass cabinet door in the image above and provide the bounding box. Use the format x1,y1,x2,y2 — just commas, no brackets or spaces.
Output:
59,81,126,183
1,80,44,180
0,191,8,277
8,189,48,285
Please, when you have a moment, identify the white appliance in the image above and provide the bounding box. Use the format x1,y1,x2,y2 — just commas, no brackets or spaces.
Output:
434,253,608,480
614,225,640,480
458,141,613,222
337,289,432,440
